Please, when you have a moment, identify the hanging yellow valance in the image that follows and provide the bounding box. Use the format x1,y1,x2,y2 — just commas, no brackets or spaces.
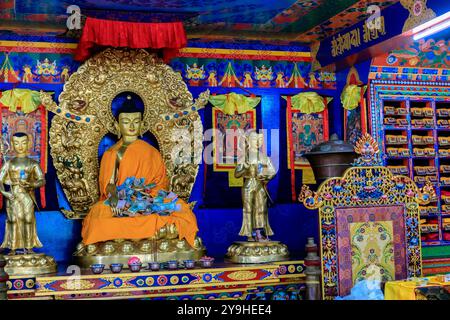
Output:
0,89,43,113
341,84,367,110
208,92,261,115
283,92,332,114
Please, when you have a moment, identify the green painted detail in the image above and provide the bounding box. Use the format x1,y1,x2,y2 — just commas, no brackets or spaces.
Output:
423,263,450,268
282,0,359,33
423,245,450,259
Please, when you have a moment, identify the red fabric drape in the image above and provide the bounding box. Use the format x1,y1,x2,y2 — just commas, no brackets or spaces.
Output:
360,86,367,134
74,17,187,63
0,99,2,210
323,99,330,141
287,96,296,202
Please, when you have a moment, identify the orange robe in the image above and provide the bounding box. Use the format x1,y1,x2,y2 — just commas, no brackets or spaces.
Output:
81,139,199,247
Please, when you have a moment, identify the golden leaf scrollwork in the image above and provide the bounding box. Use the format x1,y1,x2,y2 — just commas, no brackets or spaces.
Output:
226,271,257,281
60,279,96,291
418,181,437,205
298,184,321,210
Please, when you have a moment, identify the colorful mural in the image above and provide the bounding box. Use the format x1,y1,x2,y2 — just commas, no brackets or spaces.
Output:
0,40,336,88
387,38,449,68
0,52,78,84
171,58,336,89
370,38,450,81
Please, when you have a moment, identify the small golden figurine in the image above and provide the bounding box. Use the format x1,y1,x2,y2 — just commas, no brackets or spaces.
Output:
226,131,289,263
0,132,56,275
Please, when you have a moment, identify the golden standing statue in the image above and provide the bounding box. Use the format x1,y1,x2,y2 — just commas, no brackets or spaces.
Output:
226,131,289,263
235,131,275,241
0,132,56,275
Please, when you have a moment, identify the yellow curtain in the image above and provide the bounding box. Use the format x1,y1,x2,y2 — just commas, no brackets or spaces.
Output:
288,92,332,114
0,89,42,113
341,84,367,110
209,92,261,115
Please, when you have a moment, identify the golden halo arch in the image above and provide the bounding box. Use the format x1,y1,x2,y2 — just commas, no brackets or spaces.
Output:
40,48,209,219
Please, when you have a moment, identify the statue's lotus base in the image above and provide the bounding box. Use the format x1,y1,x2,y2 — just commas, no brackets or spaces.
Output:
225,241,290,264
5,253,57,276
73,237,206,269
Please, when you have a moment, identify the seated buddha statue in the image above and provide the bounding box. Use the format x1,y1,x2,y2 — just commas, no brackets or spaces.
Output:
76,94,204,266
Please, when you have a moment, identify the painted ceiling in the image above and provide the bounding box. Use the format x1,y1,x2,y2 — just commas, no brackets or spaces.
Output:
0,0,400,43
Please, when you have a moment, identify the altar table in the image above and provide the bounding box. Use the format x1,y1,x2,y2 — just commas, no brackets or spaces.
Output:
7,260,307,300
384,276,450,300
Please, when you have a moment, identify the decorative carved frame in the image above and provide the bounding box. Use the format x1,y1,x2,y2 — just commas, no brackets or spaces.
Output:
40,48,209,219
299,133,436,300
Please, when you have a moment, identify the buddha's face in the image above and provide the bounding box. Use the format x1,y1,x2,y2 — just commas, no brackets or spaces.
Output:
12,135,29,157
118,112,142,137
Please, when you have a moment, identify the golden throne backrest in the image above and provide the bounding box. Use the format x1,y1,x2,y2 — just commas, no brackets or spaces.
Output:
299,133,436,299
40,48,209,219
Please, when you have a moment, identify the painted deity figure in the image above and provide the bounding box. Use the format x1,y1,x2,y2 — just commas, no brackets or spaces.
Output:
207,71,218,87
299,124,317,149
308,72,319,88
81,94,199,248
235,131,276,241
22,66,33,83
60,66,70,83
0,132,45,254
275,72,286,88
243,72,254,88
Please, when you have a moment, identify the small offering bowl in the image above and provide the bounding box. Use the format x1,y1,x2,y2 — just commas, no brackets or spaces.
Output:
149,262,160,271
184,260,195,269
167,260,178,270
110,263,123,273
128,263,142,272
199,257,214,268
91,264,105,274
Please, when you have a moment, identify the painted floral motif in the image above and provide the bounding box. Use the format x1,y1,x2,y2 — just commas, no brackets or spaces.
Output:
388,39,450,68
350,221,395,284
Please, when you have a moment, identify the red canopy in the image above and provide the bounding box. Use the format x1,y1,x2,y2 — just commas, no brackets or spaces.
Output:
74,17,187,62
